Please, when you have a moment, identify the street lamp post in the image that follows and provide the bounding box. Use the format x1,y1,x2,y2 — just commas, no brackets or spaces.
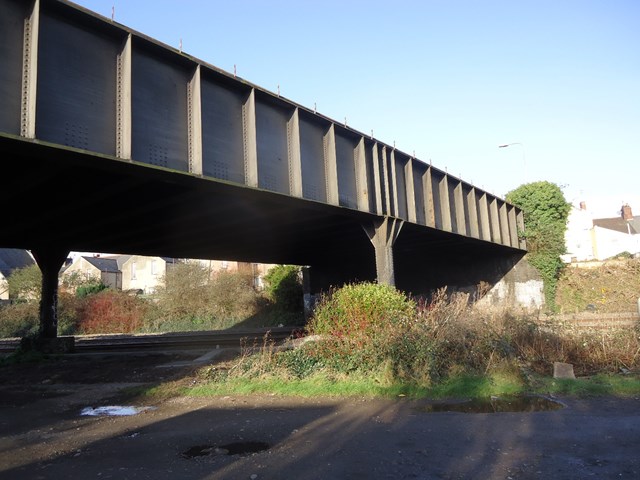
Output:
498,142,526,184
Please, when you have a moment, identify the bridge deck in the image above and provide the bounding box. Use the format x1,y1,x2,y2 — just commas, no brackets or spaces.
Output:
1,0,526,301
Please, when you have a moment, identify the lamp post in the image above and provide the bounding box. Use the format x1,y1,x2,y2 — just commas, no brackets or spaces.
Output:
498,142,526,184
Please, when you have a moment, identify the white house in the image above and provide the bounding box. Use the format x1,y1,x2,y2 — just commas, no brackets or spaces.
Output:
62,253,277,294
62,254,178,294
563,201,596,262
564,203,640,262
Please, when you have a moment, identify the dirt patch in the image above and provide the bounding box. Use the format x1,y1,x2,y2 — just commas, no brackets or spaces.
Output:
557,257,640,313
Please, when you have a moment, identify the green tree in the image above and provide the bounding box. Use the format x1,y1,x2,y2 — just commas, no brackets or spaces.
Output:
60,270,106,297
263,265,303,313
7,264,42,302
506,181,571,310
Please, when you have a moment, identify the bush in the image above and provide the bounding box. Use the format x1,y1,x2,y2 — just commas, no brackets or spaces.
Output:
206,281,640,393
154,262,211,321
0,293,82,338
263,265,303,313
0,302,39,338
149,263,262,331
309,282,415,338
57,293,83,335
207,270,261,323
76,283,109,298
77,290,149,334
304,282,420,380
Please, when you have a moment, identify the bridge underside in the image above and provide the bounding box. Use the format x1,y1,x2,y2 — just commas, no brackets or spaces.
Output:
1,0,528,345
2,134,523,297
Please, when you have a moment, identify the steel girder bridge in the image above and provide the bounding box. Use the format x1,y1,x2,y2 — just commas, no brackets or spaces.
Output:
0,0,525,340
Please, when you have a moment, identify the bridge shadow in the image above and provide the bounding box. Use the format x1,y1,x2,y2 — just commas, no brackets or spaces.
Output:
3,389,620,479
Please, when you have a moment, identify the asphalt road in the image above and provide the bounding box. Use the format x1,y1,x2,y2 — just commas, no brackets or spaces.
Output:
1,351,639,479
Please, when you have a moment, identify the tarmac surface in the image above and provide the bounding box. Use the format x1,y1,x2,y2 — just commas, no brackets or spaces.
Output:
1,350,639,479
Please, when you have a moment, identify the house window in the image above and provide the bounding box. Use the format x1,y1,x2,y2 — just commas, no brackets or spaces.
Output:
151,260,157,275
221,261,228,270
131,261,137,280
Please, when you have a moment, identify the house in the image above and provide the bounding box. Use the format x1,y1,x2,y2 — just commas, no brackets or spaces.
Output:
591,204,640,260
62,253,277,294
62,254,178,294
0,248,36,301
563,203,640,262
182,259,277,290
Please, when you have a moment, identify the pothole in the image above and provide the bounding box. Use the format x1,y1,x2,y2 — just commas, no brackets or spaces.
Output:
181,441,270,459
417,394,565,413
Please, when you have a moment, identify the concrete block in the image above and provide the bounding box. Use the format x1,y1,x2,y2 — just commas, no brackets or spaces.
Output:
553,362,575,379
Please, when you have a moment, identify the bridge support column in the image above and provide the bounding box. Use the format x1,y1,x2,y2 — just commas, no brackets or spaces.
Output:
363,217,403,286
31,246,69,340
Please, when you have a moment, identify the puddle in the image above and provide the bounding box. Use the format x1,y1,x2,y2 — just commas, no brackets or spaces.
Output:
80,406,156,416
181,441,270,458
417,394,565,413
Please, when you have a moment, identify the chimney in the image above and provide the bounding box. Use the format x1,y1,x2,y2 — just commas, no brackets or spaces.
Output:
579,201,587,210
621,204,633,220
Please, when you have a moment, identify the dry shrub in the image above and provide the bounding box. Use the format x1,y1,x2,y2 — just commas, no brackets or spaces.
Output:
524,321,640,375
485,310,640,376
417,288,640,378
0,302,39,338
208,270,260,322
77,290,149,334
151,264,261,331
412,288,498,378
415,288,471,341
220,282,640,386
217,333,282,380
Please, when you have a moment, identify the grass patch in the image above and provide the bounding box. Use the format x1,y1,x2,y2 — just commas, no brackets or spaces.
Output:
535,373,640,397
187,372,412,398
185,367,527,400
181,371,640,401
427,372,526,399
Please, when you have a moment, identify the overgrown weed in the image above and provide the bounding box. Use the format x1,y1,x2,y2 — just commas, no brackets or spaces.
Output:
194,282,640,399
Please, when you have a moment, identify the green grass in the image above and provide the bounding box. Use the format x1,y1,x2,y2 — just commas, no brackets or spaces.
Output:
183,369,525,400
179,371,640,400
187,373,413,398
112,367,640,404
535,373,640,397
427,372,526,399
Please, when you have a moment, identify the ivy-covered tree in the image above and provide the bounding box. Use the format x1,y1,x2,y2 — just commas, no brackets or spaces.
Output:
506,181,571,310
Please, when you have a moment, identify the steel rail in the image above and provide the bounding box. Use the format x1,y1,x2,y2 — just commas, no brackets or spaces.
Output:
0,327,301,354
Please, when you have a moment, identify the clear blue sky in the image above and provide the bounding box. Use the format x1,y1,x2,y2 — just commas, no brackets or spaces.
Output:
71,0,639,217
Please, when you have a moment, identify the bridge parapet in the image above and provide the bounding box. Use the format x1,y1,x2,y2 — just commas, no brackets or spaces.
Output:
0,0,525,251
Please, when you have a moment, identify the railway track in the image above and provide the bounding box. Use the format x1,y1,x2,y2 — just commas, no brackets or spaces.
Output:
0,326,301,354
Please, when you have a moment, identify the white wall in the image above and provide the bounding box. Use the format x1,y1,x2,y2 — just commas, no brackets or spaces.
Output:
563,205,596,262
593,226,640,260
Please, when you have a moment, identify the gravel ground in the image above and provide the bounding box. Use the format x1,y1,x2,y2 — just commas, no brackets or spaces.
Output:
1,351,639,479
